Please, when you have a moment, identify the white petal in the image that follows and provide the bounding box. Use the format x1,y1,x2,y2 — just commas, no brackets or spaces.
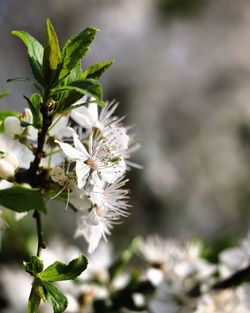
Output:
99,159,126,183
0,159,15,179
4,116,23,136
10,141,33,169
70,189,93,213
56,141,83,161
75,223,103,254
15,212,28,221
73,133,89,156
49,115,69,138
85,209,100,226
71,110,93,129
24,108,33,123
88,102,99,122
0,180,13,190
76,161,90,189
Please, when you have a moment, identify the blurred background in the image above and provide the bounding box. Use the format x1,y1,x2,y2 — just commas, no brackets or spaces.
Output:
1,0,250,267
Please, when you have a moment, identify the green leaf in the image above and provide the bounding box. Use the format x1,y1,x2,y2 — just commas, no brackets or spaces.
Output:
0,186,47,213
43,19,61,86
0,89,10,99
55,62,83,112
26,93,43,127
26,286,41,313
39,255,88,282
63,61,82,84
0,110,18,133
51,79,105,107
58,27,98,81
42,281,68,313
24,256,44,276
12,31,44,85
82,60,114,80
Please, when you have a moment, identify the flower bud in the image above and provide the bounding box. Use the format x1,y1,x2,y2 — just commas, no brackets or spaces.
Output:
0,158,16,179
4,152,18,170
4,116,22,136
0,152,19,179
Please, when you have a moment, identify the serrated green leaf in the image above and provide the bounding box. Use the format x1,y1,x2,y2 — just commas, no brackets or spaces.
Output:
24,256,44,276
43,19,61,86
63,61,82,84
82,60,114,80
42,281,68,313
58,27,98,81
0,110,18,133
55,62,83,112
0,186,47,213
12,31,44,85
51,79,105,107
39,255,87,282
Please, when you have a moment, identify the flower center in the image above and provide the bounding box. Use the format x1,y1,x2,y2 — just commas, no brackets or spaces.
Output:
85,157,97,170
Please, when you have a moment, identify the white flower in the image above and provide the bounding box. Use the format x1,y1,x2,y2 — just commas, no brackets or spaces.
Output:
194,287,250,313
48,114,72,139
72,176,130,253
56,131,126,189
0,134,33,179
71,101,131,155
4,116,23,136
138,235,182,269
4,109,38,140
71,98,100,130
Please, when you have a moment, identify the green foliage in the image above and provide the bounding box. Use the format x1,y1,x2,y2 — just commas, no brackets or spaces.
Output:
42,281,68,313
0,110,18,132
12,31,44,85
43,19,61,87
82,60,114,80
39,255,88,282
12,21,113,115
51,79,105,107
58,27,98,81
0,186,47,213
24,256,44,275
24,93,43,128
25,255,87,313
26,286,41,313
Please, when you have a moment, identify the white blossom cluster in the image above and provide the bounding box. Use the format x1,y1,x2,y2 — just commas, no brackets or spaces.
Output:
2,233,250,313
0,98,138,253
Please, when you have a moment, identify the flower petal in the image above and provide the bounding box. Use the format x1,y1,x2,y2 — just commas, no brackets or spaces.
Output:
75,161,90,189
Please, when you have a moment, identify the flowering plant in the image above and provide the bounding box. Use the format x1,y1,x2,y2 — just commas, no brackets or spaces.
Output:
0,19,136,313
1,19,249,313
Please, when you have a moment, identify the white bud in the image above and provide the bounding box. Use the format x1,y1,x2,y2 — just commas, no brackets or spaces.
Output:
4,152,18,170
4,116,23,136
24,108,33,124
0,158,16,179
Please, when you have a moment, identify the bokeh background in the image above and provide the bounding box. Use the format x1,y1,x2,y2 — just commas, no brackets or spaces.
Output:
1,0,250,268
